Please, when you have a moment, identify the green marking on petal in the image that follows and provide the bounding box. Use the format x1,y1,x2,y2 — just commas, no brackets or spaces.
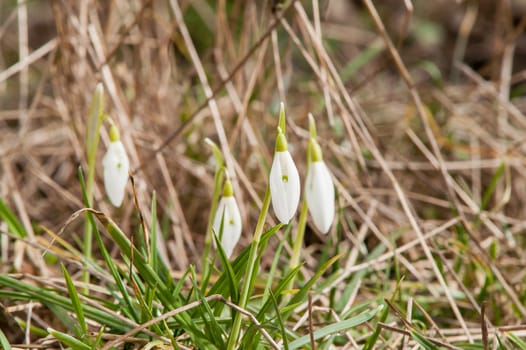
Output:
229,219,234,225
117,162,122,169
282,175,288,183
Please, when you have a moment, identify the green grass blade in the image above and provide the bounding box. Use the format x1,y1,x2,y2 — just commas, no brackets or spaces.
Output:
508,333,526,350
61,264,88,337
149,191,158,270
288,305,383,350
213,225,239,303
190,268,225,349
281,254,341,320
257,265,302,320
207,224,281,298
0,197,27,237
48,328,92,350
78,166,140,323
243,264,302,349
0,328,12,350
0,274,130,332
480,162,505,211
411,330,440,350
269,290,288,350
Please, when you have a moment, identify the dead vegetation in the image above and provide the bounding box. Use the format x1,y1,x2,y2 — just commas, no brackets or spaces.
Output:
1,0,526,348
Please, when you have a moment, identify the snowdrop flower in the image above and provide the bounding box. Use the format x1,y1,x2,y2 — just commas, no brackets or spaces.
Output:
305,138,334,234
102,124,129,207
212,180,242,258
269,125,300,224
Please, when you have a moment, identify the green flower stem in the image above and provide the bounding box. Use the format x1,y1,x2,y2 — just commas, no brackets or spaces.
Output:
287,198,308,292
201,166,224,291
83,85,104,294
287,116,316,296
201,138,225,291
226,186,271,350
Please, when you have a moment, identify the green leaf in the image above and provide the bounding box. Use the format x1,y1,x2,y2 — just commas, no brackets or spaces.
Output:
0,328,12,350
455,343,485,350
78,166,140,323
508,333,526,350
207,225,281,299
288,305,383,350
213,217,239,303
190,269,225,349
411,331,440,350
61,264,88,337
269,291,288,350
282,254,341,320
480,162,505,211
48,328,92,350
0,197,26,237
0,274,130,332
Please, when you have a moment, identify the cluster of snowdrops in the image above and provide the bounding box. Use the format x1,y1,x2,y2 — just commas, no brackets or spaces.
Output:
102,97,335,259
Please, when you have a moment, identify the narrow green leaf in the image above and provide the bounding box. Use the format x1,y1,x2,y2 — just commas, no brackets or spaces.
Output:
0,328,12,350
0,197,27,237
213,218,239,303
243,264,302,350
282,254,341,320
61,264,88,336
269,291,288,350
207,225,281,299
0,274,129,332
190,268,225,349
48,328,91,350
480,162,505,211
78,166,140,323
288,305,383,350
455,343,485,350
411,331,440,350
508,333,526,350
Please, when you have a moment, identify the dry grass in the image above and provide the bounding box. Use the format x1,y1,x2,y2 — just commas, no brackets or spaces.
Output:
1,0,526,348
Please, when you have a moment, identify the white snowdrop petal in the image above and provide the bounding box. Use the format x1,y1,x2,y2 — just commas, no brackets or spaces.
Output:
269,151,300,224
212,197,242,258
306,161,335,234
103,141,130,207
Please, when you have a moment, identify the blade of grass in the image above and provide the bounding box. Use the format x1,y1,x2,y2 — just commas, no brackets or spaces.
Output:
190,267,226,349
288,305,383,350
48,328,92,350
269,290,288,350
84,84,105,294
0,274,130,331
61,264,88,337
281,254,341,320
0,196,27,237
480,162,505,211
508,333,526,349
78,166,140,322
213,214,239,303
411,330,440,350
0,328,12,350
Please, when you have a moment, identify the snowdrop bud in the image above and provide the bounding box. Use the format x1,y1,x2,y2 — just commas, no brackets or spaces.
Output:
102,124,129,207
212,180,242,258
305,139,334,234
270,127,300,224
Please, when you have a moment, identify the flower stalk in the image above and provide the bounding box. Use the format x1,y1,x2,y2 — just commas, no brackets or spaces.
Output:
83,83,104,293
201,138,225,290
227,103,292,349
